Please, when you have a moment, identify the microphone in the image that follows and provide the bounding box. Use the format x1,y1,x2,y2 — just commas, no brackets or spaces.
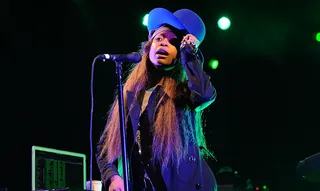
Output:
98,52,142,63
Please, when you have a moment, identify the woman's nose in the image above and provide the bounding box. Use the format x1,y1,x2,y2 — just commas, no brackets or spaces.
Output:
160,39,169,46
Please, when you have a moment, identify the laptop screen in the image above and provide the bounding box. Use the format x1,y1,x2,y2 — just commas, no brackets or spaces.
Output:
31,145,86,190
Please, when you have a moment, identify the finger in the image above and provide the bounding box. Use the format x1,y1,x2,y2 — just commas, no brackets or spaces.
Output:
181,35,190,42
181,36,187,43
187,37,195,43
186,38,196,46
109,186,118,191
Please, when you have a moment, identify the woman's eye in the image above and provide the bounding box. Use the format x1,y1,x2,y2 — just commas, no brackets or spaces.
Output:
155,37,163,41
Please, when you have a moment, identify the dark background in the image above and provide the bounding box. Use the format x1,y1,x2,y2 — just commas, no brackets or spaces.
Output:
1,0,319,190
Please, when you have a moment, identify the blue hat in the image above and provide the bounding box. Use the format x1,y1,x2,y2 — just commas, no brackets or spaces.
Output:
147,8,206,46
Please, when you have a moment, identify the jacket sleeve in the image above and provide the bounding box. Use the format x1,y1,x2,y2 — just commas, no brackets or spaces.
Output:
180,49,217,111
96,139,120,187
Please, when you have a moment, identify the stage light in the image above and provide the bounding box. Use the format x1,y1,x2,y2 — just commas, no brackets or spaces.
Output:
142,14,149,26
218,17,231,30
209,59,219,69
316,32,320,42
262,185,267,189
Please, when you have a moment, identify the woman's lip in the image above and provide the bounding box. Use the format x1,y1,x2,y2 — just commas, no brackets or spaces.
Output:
156,54,167,58
156,49,169,55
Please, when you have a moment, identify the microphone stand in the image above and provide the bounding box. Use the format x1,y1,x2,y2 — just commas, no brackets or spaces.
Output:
114,60,130,191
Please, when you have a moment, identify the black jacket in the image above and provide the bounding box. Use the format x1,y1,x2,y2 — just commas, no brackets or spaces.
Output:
97,51,217,191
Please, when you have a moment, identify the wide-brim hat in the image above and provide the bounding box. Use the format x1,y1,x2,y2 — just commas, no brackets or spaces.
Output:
147,8,206,46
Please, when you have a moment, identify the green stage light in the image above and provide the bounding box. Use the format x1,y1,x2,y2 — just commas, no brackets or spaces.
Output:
142,14,149,26
218,17,231,30
316,32,320,42
209,59,219,69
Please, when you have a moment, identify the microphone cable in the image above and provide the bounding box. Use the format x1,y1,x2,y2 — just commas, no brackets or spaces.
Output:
88,56,100,191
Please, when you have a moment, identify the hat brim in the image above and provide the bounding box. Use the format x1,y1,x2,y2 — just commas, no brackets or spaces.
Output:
147,8,186,32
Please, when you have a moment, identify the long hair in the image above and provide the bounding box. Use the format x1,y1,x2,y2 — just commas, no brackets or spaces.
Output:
98,39,213,172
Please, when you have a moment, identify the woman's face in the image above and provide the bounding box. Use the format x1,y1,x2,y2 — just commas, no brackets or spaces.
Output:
149,30,179,69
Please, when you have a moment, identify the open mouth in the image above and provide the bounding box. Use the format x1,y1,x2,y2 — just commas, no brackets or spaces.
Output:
156,49,169,56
